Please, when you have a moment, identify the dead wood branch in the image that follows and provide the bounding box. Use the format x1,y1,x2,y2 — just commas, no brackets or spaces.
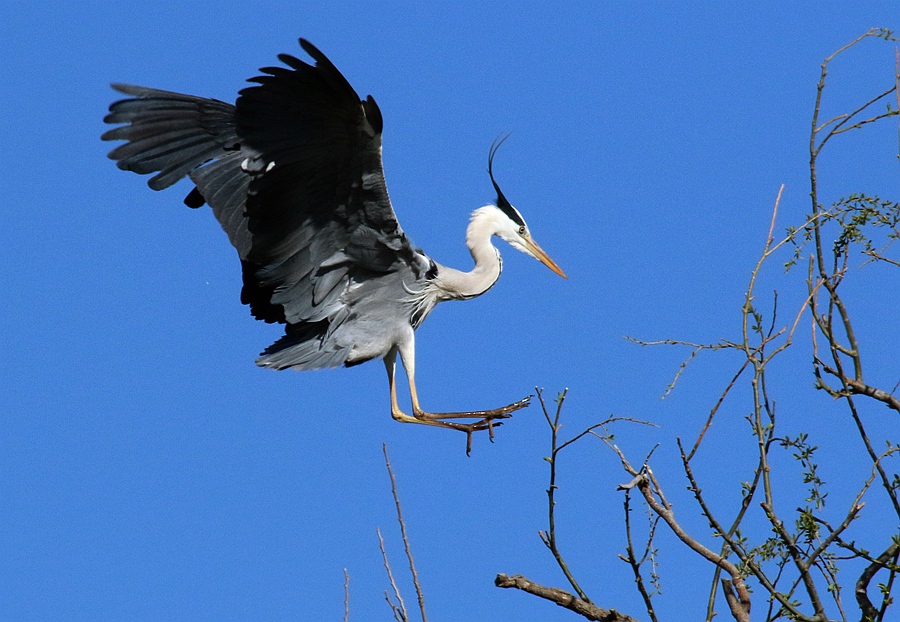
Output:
495,574,641,622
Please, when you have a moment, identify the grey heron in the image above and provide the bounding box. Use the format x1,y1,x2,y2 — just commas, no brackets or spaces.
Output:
103,39,566,452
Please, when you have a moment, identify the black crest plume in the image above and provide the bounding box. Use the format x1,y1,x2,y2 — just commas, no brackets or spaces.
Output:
488,135,525,227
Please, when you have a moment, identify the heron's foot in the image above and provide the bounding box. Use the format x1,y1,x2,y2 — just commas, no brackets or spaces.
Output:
412,395,532,455
449,418,498,456
412,395,532,422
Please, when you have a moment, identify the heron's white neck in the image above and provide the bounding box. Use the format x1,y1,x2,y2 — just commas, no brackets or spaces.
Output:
432,206,504,300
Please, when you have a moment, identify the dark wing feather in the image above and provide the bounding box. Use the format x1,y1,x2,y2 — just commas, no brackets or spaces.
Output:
231,39,428,327
103,84,240,191
104,40,431,366
102,84,254,254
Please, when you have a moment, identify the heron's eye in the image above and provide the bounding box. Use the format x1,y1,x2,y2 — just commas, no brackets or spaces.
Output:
518,225,526,235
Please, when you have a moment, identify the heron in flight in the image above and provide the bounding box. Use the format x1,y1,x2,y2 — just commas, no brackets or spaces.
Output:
103,39,566,452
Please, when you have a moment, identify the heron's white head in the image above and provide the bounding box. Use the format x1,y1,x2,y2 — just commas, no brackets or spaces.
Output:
478,138,567,279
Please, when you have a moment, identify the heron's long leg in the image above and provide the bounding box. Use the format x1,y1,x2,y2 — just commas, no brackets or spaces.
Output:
384,348,489,429
384,342,529,454
396,338,531,422
384,348,422,425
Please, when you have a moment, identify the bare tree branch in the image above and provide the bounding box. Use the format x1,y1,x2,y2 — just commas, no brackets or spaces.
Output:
620,490,659,622
688,358,750,461
343,568,351,622
856,542,900,622
382,444,428,622
536,388,592,603
495,30,900,622
843,377,900,414
495,574,641,622
631,473,752,622
377,527,408,622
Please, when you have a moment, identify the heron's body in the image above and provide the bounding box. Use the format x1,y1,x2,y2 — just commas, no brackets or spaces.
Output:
103,39,564,451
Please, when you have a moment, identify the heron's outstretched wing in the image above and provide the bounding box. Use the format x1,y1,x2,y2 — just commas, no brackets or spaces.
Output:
104,40,430,337
103,85,253,255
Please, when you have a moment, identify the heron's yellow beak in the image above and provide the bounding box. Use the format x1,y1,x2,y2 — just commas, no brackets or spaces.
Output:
523,236,567,279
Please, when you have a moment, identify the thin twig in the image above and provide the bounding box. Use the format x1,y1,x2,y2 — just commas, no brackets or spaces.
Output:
623,337,734,399
632,473,751,622
687,358,750,461
760,502,827,620
805,452,886,569
818,369,900,519
343,568,351,622
536,388,591,603
620,489,659,622
382,444,428,622
377,528,408,622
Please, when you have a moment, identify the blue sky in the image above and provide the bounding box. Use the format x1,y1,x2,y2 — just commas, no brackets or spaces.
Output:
3,3,899,621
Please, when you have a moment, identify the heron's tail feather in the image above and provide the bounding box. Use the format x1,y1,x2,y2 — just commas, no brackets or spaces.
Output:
256,321,349,371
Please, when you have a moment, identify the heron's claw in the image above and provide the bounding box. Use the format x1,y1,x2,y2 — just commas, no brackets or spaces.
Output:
463,419,499,456
495,395,532,415
400,395,532,455
453,395,532,455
